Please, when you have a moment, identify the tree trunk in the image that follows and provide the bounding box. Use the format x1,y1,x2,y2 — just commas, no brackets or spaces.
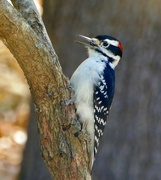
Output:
0,0,91,179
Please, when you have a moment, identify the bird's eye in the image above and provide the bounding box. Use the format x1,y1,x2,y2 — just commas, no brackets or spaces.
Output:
102,41,109,47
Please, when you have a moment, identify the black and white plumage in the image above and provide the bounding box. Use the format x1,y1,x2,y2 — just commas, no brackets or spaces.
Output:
70,34,123,166
93,61,115,156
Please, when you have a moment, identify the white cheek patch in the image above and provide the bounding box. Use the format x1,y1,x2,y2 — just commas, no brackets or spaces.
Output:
98,47,120,69
99,47,116,59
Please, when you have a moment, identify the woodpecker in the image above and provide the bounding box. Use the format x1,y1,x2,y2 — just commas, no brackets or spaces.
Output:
70,34,123,166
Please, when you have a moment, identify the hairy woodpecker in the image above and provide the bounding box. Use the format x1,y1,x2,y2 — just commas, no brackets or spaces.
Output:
70,34,123,165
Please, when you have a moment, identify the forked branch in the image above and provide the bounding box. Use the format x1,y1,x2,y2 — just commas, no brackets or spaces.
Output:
0,0,91,179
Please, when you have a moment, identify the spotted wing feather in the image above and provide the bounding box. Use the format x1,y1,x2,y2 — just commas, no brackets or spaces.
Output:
93,64,115,157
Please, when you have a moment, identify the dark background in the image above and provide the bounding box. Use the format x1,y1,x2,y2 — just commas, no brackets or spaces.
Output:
20,0,161,180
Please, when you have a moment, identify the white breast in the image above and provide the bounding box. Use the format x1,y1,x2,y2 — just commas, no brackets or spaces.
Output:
70,56,106,135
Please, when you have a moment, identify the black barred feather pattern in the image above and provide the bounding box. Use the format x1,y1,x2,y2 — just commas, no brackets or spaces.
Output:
93,62,115,157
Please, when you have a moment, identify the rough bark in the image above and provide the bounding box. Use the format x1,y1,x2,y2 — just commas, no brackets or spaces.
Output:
0,0,91,179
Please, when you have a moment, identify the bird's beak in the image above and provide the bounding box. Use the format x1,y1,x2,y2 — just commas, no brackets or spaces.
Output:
75,35,99,47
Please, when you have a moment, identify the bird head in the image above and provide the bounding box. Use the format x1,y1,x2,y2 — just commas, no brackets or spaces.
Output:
75,34,123,69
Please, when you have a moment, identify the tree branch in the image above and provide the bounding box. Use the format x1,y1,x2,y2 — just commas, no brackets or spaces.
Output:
0,0,91,179
10,0,60,67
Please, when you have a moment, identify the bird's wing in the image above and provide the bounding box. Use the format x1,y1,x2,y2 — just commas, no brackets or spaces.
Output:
93,69,115,157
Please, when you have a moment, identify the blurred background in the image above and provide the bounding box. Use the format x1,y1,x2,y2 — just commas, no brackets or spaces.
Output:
1,0,161,179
